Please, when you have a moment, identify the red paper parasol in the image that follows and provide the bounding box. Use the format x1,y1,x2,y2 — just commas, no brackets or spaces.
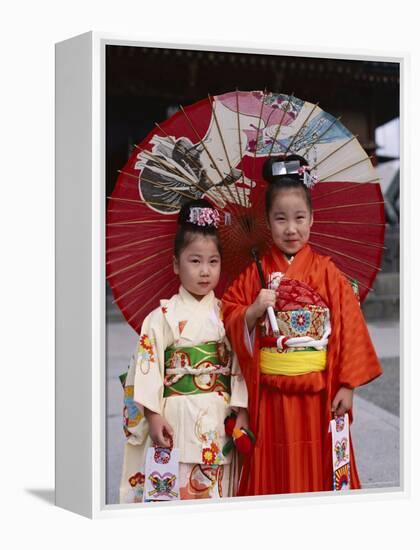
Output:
107,90,385,333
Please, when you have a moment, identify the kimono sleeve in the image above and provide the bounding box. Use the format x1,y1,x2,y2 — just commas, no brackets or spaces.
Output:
121,351,148,446
327,261,382,389
222,264,259,366
229,349,249,409
133,307,172,415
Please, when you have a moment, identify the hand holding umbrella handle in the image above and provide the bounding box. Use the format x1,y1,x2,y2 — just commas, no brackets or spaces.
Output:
266,306,279,337
251,248,280,337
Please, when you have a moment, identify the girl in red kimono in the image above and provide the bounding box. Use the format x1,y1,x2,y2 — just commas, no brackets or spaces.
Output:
222,154,382,496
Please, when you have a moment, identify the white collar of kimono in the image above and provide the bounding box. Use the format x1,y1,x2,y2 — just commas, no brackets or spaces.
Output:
178,285,215,307
162,285,223,343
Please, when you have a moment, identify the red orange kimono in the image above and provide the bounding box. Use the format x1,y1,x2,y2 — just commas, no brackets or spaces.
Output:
222,244,382,496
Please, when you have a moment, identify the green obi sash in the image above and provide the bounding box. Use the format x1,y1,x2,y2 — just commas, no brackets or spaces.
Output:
163,341,231,397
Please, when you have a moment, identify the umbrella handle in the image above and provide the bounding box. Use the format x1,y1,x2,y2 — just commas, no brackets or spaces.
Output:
251,248,279,337
266,306,279,337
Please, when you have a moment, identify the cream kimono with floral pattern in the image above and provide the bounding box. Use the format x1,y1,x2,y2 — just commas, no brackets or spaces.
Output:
120,286,248,503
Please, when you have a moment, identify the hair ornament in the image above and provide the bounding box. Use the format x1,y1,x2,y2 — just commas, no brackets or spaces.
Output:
271,160,319,188
188,207,220,228
297,165,319,188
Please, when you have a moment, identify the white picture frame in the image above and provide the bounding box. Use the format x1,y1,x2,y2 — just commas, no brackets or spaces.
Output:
55,31,405,519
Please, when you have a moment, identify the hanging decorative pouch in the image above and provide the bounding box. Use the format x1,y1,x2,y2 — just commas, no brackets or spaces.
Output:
329,413,351,491
144,435,180,502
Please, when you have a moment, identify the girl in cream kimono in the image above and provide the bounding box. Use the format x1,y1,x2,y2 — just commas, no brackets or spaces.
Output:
120,199,248,503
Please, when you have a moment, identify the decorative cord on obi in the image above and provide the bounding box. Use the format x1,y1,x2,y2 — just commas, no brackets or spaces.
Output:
163,342,231,397
164,363,231,386
261,316,331,352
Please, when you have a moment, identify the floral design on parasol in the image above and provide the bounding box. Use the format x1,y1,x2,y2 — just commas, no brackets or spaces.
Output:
107,90,384,333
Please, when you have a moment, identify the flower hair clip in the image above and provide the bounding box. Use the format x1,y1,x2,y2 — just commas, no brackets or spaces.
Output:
297,165,319,188
188,207,220,228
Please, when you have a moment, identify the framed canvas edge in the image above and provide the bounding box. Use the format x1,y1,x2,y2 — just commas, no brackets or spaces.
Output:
65,31,408,518
55,30,94,519
93,30,407,63
399,50,410,504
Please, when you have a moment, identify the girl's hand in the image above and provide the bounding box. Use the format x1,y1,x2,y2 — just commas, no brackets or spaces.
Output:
144,409,174,447
331,387,354,417
246,289,276,331
251,288,276,318
234,407,249,432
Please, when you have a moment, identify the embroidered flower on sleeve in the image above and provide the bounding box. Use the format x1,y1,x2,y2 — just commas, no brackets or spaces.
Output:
129,472,145,487
290,309,311,333
128,472,145,503
138,334,155,363
123,386,143,428
210,442,219,453
200,430,224,465
202,447,217,465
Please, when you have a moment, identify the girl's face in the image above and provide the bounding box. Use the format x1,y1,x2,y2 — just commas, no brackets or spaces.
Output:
173,235,221,300
268,188,313,256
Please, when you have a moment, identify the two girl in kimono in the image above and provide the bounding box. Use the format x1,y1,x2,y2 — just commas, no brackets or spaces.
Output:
120,153,382,502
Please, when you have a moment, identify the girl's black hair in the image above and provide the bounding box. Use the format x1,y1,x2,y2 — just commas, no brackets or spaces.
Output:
174,198,222,258
263,154,313,215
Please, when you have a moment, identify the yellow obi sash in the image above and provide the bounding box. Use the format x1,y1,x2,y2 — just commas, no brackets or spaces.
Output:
260,349,327,376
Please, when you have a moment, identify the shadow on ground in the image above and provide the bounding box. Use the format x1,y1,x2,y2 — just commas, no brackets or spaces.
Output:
25,488,55,505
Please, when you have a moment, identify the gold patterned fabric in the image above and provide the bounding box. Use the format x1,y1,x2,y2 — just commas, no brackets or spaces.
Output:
276,305,329,340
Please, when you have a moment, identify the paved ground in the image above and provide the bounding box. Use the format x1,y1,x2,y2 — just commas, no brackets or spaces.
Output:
106,314,400,505
356,357,399,416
